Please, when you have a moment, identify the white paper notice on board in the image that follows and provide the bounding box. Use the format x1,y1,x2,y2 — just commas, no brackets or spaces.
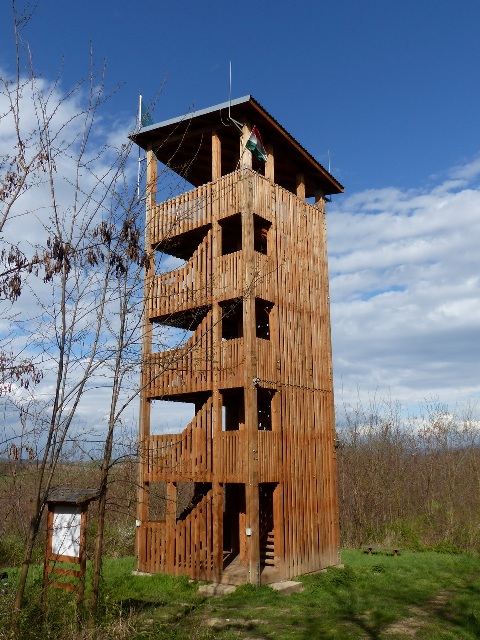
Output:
52,506,81,558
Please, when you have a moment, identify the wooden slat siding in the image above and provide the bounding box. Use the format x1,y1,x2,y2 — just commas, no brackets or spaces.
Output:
215,251,243,299
144,310,213,398
269,183,283,573
215,170,243,221
253,252,276,300
218,431,247,482
218,337,245,388
152,183,212,244
177,488,215,580
255,338,276,387
151,169,273,250
257,430,281,482
142,490,215,579
273,179,338,577
151,168,244,248
315,193,339,568
274,202,298,575
146,396,213,482
148,228,213,319
251,169,275,223
141,521,166,573
317,194,341,565
165,482,176,573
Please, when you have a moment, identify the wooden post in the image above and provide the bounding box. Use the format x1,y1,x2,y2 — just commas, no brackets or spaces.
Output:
212,481,223,581
242,172,260,585
265,143,274,182
77,508,87,602
166,482,177,573
212,131,221,181
296,173,306,200
136,144,156,570
240,124,252,169
314,189,324,208
211,207,223,581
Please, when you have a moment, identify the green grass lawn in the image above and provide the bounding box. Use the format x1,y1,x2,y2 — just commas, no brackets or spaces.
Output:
3,550,480,639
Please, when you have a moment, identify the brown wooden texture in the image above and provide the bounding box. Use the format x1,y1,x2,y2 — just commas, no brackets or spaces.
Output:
137,157,339,582
146,396,213,482
138,487,215,580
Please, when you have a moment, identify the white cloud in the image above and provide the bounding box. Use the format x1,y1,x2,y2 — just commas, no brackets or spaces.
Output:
3,66,480,442
328,156,480,412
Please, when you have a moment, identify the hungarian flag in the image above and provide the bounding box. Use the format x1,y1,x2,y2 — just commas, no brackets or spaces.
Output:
245,126,267,162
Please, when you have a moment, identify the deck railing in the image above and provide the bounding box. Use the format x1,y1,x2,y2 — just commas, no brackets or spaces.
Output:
139,488,214,579
218,338,245,387
144,310,213,397
218,431,247,482
146,397,213,482
147,228,213,318
150,168,282,247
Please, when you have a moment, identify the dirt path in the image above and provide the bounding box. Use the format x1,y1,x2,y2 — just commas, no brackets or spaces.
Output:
383,591,451,637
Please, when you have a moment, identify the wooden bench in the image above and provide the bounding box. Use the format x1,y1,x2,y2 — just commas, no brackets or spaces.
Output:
365,545,401,556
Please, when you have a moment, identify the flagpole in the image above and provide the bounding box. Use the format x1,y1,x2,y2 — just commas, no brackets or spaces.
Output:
137,94,142,200
229,61,232,119
227,61,243,133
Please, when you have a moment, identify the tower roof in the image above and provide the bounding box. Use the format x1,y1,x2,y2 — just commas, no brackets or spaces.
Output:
130,95,344,197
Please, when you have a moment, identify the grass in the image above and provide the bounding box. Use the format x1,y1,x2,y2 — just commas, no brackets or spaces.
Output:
2,550,480,639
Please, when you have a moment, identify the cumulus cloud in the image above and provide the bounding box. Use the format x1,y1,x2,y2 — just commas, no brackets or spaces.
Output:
328,157,480,411
3,65,480,443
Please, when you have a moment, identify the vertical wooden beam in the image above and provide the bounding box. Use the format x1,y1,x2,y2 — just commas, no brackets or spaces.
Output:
265,143,274,182
146,145,157,207
315,185,340,565
136,144,157,571
314,189,324,208
166,482,177,573
212,131,222,181
211,198,224,580
242,171,260,585
296,173,306,200
212,481,223,581
240,124,252,169
77,508,87,603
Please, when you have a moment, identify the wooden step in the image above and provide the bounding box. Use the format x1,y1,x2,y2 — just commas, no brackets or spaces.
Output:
260,530,275,566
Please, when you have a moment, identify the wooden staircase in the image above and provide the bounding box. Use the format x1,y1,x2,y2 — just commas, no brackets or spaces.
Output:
260,530,275,568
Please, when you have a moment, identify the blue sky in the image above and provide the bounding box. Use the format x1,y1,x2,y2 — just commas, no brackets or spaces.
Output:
1,0,480,425
3,0,480,192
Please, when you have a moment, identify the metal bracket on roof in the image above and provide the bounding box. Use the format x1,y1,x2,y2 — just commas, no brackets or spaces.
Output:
229,116,244,133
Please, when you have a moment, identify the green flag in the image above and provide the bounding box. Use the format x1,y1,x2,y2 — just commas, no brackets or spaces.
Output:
140,96,153,127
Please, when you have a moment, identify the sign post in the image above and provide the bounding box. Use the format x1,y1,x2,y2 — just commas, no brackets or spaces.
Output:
43,488,98,603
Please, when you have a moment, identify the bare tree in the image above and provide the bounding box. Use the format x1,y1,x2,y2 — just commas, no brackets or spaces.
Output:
0,3,149,610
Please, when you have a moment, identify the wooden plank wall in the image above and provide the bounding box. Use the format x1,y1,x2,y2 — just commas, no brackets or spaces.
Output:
147,396,213,482
144,310,213,396
273,184,339,574
147,227,213,318
139,488,215,580
138,167,339,580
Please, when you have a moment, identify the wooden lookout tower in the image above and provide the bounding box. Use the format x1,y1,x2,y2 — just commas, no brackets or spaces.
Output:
131,95,343,585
